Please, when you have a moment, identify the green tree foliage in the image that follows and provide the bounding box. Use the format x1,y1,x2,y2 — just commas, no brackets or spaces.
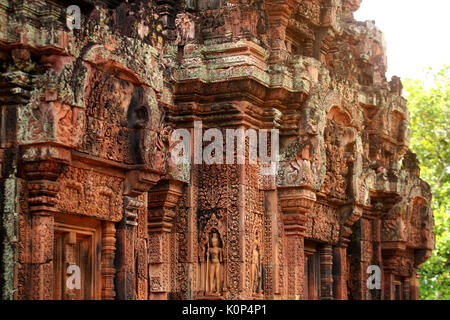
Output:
403,66,450,300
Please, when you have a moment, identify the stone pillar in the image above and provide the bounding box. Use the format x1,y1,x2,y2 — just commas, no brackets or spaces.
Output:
116,196,142,300
278,187,316,300
320,244,333,300
332,236,350,300
147,178,184,299
101,222,116,300
116,170,160,300
23,159,63,300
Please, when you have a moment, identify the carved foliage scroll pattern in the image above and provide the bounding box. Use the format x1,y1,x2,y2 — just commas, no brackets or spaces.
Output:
398,250,414,278
16,178,30,300
277,202,285,296
244,164,264,297
171,191,189,299
135,193,148,300
149,233,170,293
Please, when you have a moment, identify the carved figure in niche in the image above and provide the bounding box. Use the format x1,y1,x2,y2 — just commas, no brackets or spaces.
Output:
382,203,407,241
398,119,408,143
286,142,314,185
175,13,195,46
282,105,323,187
250,246,262,294
206,231,223,294
230,6,241,38
299,107,320,136
419,204,433,244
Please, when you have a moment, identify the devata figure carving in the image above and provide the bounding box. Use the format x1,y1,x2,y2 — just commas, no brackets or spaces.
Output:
250,246,262,294
206,232,223,295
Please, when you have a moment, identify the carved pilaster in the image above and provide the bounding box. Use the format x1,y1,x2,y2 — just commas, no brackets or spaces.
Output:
278,186,316,300
23,159,64,300
116,196,144,300
334,205,362,300
147,178,185,299
383,263,396,300
381,241,405,300
115,168,160,300
332,236,350,300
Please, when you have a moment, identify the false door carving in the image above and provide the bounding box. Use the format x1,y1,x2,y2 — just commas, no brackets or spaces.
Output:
53,215,102,300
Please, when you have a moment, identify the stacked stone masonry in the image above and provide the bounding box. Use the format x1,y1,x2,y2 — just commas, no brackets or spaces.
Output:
0,0,434,300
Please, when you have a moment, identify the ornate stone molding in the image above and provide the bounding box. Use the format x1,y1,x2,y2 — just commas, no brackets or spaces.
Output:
148,178,185,233
278,186,316,234
278,186,316,299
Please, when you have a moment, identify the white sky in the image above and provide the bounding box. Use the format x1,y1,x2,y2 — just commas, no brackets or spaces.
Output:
354,0,450,81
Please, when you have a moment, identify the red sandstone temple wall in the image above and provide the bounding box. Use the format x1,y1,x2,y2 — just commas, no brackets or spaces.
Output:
0,0,434,300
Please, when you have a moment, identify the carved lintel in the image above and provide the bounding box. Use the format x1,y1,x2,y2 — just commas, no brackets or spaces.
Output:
148,178,185,233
